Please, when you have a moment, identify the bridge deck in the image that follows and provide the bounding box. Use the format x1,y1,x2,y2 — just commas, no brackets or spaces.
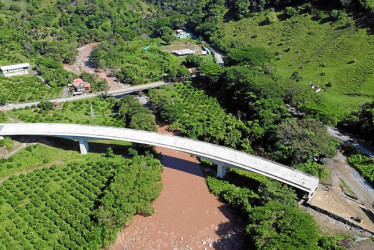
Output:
0,123,319,197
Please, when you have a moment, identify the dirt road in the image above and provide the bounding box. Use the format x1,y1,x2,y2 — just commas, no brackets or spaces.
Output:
309,152,374,232
63,42,127,91
111,122,243,249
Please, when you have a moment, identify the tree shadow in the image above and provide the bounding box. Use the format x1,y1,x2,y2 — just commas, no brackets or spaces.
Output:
212,204,246,249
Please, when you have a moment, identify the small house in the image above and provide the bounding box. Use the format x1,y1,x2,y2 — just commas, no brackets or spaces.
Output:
0,63,30,77
176,29,191,39
72,78,90,93
188,68,197,78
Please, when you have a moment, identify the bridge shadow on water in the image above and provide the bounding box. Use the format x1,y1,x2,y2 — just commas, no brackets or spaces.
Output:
159,153,205,177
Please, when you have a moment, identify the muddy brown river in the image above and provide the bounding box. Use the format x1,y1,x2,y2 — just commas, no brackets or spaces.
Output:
111,123,243,249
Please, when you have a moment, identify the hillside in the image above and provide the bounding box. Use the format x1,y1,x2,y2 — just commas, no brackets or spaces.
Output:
181,1,374,122
218,10,374,117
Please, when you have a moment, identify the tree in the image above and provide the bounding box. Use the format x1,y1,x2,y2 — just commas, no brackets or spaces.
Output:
247,201,320,249
258,180,297,206
198,62,224,85
265,11,278,24
183,55,203,68
37,101,54,111
158,27,176,44
129,112,157,132
294,161,329,179
273,118,336,164
340,100,374,145
0,95,7,106
284,7,298,18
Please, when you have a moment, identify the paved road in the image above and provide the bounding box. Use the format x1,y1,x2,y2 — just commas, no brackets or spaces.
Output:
0,81,170,111
211,47,225,66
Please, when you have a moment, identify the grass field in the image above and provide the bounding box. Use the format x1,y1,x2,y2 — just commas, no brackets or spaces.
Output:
0,75,61,103
220,10,374,116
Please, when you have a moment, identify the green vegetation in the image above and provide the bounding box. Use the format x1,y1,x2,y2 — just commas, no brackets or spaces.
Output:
0,143,83,180
9,95,155,131
202,165,343,249
0,137,12,150
0,150,162,248
1,0,372,248
339,177,358,199
90,41,188,85
0,0,185,99
294,161,329,179
0,75,61,104
150,82,337,165
347,152,374,185
149,83,253,152
182,1,374,122
272,118,337,164
340,100,374,145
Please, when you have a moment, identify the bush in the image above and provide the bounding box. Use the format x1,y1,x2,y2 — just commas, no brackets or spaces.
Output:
284,7,298,17
9,4,21,11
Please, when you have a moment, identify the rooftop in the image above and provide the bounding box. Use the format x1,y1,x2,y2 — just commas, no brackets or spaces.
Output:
0,63,30,71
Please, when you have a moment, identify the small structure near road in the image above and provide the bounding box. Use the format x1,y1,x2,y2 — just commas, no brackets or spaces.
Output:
0,63,30,77
202,46,212,55
69,78,91,96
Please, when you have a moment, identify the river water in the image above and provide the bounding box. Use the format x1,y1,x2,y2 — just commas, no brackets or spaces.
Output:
111,122,243,249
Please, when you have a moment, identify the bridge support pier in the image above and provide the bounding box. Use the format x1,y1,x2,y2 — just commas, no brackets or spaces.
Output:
216,163,226,178
79,139,89,155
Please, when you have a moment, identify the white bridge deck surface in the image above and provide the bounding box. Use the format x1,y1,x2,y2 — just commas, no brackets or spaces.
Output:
0,123,319,196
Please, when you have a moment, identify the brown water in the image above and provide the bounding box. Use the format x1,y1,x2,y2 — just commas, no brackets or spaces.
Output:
111,123,243,249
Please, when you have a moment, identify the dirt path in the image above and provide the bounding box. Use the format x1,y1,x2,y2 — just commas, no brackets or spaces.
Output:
309,152,374,233
63,43,128,91
111,123,243,249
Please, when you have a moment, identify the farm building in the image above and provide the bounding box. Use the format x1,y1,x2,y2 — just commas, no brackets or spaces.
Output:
0,63,30,77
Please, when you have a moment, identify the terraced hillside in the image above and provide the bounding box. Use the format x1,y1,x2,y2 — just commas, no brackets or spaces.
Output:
219,10,374,117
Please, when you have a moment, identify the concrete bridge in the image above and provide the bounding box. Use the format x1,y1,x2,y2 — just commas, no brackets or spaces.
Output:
0,123,319,198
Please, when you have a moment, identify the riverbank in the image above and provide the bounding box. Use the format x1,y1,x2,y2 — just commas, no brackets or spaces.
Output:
111,121,243,249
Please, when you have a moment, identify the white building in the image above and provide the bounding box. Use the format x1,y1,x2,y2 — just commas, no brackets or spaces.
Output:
0,63,31,77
